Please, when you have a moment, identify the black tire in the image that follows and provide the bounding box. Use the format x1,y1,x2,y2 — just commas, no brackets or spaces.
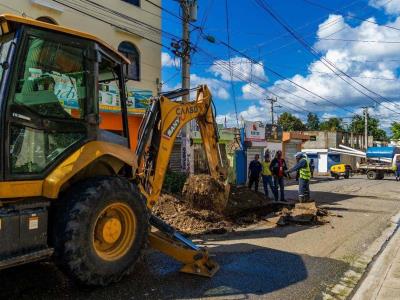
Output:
54,176,149,286
367,170,377,180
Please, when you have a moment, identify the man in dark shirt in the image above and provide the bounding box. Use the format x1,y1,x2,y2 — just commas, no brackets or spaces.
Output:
248,154,262,192
270,150,288,202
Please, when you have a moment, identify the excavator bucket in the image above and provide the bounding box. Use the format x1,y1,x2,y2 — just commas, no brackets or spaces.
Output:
182,175,231,214
149,215,219,277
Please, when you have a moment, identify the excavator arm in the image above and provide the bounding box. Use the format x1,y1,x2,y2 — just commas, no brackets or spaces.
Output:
136,85,225,207
135,85,223,277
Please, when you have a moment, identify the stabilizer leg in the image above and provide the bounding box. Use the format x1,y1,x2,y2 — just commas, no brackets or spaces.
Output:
148,215,219,277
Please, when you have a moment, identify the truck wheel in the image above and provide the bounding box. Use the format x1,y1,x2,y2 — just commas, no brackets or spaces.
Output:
377,173,385,180
367,170,377,180
55,176,148,286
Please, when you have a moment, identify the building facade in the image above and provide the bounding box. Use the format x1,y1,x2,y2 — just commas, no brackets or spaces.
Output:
282,132,309,169
0,0,162,149
301,131,373,150
300,131,373,174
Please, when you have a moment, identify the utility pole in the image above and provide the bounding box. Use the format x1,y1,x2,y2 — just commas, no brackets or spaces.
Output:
267,96,281,125
179,0,197,174
181,1,191,102
363,106,369,150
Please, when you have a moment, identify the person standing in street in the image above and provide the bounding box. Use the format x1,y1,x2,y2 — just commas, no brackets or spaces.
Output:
261,153,277,200
287,152,311,202
310,159,315,178
248,154,262,192
270,150,287,202
395,159,400,181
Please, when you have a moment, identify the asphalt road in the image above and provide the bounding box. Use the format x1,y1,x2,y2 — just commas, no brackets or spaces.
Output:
1,175,400,299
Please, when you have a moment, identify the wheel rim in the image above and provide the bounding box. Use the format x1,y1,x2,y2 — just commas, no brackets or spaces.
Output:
93,202,136,261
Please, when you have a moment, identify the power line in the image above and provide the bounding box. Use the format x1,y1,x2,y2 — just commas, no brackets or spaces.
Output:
143,0,201,30
302,0,400,32
238,0,364,55
77,0,178,39
197,38,400,123
224,0,239,127
208,42,356,114
52,0,167,48
198,50,390,122
319,38,400,44
203,45,400,122
197,47,355,116
253,0,400,115
193,60,400,81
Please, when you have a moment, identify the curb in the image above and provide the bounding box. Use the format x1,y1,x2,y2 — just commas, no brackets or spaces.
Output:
321,211,400,300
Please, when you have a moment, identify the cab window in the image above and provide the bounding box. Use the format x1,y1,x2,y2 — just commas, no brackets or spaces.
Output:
12,36,88,118
8,35,89,175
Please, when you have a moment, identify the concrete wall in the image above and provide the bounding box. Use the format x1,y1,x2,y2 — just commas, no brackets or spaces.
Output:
0,0,162,95
302,131,373,150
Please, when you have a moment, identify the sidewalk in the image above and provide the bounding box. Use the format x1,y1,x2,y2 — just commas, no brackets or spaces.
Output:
352,214,400,300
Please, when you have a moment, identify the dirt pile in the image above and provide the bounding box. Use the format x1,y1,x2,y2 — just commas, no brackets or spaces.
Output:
154,176,333,235
153,184,276,235
182,175,229,214
225,186,270,216
152,194,233,235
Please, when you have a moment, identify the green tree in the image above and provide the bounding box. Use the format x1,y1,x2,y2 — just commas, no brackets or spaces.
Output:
319,117,343,131
306,113,320,130
277,112,306,131
350,114,388,141
390,122,400,140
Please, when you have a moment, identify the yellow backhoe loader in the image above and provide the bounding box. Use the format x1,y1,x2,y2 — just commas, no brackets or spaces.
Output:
0,14,226,285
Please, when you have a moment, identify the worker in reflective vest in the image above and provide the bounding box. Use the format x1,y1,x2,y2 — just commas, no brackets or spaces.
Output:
287,152,311,202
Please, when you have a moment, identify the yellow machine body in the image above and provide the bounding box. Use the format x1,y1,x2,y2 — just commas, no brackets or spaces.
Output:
330,164,352,179
0,14,220,280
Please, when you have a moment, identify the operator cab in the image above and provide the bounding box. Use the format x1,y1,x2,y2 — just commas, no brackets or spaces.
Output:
0,14,130,181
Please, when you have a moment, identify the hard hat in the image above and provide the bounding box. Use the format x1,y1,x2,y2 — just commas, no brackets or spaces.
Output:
294,152,304,158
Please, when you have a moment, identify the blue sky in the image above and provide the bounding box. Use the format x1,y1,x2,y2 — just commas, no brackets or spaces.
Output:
160,0,400,130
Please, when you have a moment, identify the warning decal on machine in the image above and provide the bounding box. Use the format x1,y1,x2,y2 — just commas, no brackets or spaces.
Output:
29,216,39,230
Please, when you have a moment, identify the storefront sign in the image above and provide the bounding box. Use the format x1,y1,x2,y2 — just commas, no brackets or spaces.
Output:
27,69,151,114
99,83,151,114
265,124,283,142
244,121,265,142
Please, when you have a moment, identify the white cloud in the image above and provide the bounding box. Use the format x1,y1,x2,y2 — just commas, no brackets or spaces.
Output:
209,56,268,84
223,11,400,130
370,0,400,15
161,52,180,68
216,113,239,127
161,73,229,100
266,14,400,119
190,74,230,100
321,113,338,120
239,104,269,121
241,83,266,100
216,105,269,128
